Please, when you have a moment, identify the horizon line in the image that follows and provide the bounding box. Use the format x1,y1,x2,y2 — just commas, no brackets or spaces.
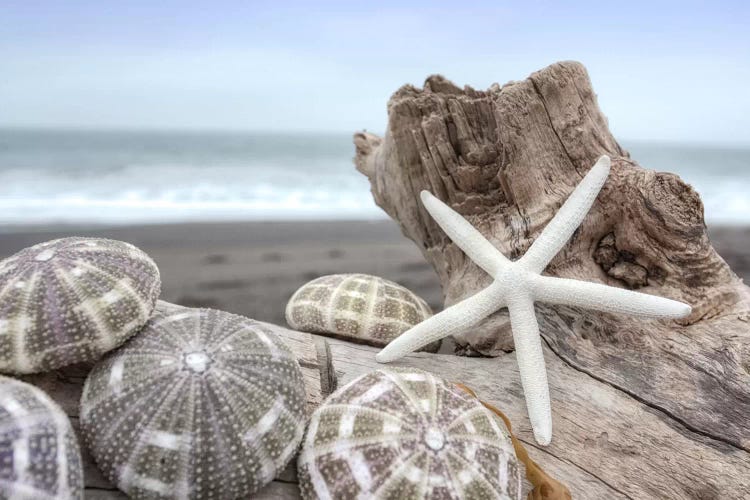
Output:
1,124,749,149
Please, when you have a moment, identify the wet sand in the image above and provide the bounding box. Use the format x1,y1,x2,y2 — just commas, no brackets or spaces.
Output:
0,221,746,328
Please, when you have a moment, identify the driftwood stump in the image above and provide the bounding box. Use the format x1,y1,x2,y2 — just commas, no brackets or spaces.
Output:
354,61,750,498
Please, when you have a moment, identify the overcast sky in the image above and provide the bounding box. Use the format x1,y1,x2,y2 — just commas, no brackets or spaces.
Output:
1,1,748,144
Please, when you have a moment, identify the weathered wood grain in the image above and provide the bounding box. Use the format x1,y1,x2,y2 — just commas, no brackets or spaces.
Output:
19,322,329,499
354,61,750,497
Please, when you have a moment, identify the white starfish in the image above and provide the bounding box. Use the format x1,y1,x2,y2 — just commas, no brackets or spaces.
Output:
376,155,692,445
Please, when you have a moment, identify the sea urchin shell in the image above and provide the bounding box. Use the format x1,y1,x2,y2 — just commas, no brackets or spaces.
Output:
0,237,161,374
285,274,433,347
0,375,84,500
298,367,524,500
80,302,307,499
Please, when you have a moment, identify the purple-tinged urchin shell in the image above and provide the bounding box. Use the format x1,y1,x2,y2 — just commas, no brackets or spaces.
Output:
298,367,526,500
0,237,161,374
0,375,84,499
286,273,434,348
80,302,307,500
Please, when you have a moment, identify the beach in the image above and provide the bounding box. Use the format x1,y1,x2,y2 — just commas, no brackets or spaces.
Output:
1,220,746,330
2,4,748,496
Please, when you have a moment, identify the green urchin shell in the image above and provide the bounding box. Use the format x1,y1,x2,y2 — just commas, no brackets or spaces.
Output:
0,237,161,374
0,375,84,500
298,367,524,500
285,274,433,347
80,302,307,500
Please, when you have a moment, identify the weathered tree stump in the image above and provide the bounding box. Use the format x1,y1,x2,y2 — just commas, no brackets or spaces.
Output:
354,61,750,498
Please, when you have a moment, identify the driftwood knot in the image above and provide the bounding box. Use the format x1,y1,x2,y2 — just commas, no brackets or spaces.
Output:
644,171,705,235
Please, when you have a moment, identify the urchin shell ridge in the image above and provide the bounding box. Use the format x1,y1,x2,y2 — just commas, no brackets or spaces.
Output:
0,237,161,374
0,375,84,500
80,302,307,499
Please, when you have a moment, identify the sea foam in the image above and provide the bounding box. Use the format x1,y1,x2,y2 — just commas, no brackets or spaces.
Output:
0,130,746,225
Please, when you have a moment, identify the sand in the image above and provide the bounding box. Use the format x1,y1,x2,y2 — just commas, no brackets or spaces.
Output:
0,221,747,329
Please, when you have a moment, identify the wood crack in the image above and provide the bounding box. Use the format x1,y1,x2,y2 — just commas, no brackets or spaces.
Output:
529,77,582,179
539,334,749,454
523,439,634,499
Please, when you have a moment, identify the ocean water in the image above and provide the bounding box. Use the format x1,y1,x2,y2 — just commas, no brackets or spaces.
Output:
0,129,747,226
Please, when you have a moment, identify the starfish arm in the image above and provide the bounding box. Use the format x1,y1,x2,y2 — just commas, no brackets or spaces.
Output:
421,191,510,277
532,275,692,319
376,281,506,363
506,295,552,445
519,155,611,274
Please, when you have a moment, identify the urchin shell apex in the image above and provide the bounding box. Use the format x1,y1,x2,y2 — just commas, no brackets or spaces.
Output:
0,237,161,374
286,273,433,347
298,367,525,500
80,302,307,499
0,375,84,500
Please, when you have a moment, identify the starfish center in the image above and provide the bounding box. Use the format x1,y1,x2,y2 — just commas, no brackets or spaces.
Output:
497,265,532,291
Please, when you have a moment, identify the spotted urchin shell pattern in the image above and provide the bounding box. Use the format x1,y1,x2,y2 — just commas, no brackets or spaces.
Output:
298,367,524,500
286,274,433,347
80,302,307,499
0,376,84,500
0,237,161,374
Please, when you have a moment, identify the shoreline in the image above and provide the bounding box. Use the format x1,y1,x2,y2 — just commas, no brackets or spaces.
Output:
1,220,746,328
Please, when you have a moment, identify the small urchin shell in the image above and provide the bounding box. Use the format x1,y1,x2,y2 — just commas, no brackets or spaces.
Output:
298,367,524,500
0,237,161,374
0,375,84,500
285,274,433,347
80,302,307,500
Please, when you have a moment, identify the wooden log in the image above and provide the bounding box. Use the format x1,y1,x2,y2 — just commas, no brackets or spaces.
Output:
326,338,750,499
354,61,750,497
19,322,332,499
